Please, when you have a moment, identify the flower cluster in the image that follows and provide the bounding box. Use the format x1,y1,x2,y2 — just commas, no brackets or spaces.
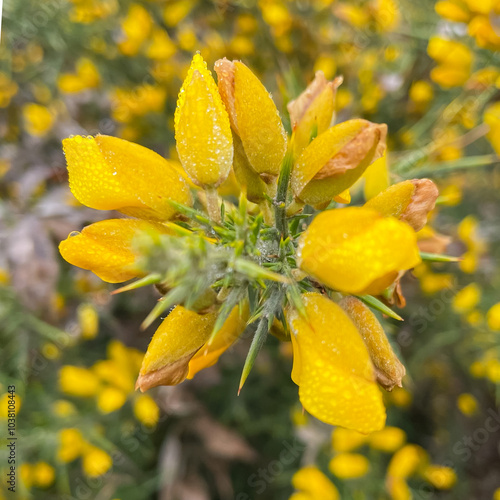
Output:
59,53,441,434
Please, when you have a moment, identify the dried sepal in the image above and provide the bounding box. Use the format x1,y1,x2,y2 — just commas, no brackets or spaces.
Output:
339,296,406,391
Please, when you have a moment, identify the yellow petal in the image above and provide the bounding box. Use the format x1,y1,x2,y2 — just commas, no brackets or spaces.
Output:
333,188,351,204
137,304,247,390
174,54,233,187
363,151,390,200
329,453,370,479
340,296,406,390
59,219,167,283
187,301,249,379
297,207,421,295
287,293,386,433
292,119,387,206
288,71,342,154
291,466,340,500
63,135,192,220
365,179,438,231
137,306,218,391
215,58,287,177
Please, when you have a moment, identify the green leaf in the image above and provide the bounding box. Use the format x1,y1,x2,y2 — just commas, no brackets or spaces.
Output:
420,252,461,263
238,317,269,394
234,258,290,283
111,273,162,295
357,294,404,321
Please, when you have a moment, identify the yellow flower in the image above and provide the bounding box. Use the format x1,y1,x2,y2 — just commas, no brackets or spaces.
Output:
457,393,478,416
133,394,160,427
59,135,191,282
82,446,112,477
23,103,55,137
409,80,434,106
59,365,100,397
297,207,421,295
329,453,370,479
331,427,368,452
97,386,127,413
291,119,387,207
57,428,85,463
435,0,470,22
290,466,340,500
452,283,481,313
487,303,500,331
365,179,439,231
175,54,233,188
363,152,390,201
484,102,500,155
428,37,473,88
387,444,428,478
0,393,21,419
118,3,152,56
136,304,248,391
494,487,500,500
287,293,386,433
58,57,100,93
423,465,457,489
78,303,99,340
215,58,287,181
287,71,342,154
32,462,55,488
368,426,406,452
0,73,18,108
52,399,77,417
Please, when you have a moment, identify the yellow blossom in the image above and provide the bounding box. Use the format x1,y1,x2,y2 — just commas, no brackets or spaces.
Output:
484,102,500,155
0,393,21,419
487,303,500,331
387,444,428,478
58,58,100,93
57,428,85,463
363,152,390,200
133,394,160,427
329,453,370,479
291,466,340,500
23,103,55,136
32,462,55,488
78,303,99,339
97,386,127,413
298,207,421,295
82,446,112,477
423,465,457,489
368,426,406,452
137,304,247,391
175,54,233,188
331,427,368,452
428,37,473,88
291,119,387,207
452,283,481,313
59,365,100,397
287,293,386,433
457,393,478,416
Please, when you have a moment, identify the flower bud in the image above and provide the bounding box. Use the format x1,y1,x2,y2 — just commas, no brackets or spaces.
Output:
339,296,406,390
291,119,387,206
364,179,439,231
175,53,233,187
215,58,287,180
287,71,342,154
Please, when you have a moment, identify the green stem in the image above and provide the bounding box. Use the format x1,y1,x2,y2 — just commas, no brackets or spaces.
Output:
275,148,294,238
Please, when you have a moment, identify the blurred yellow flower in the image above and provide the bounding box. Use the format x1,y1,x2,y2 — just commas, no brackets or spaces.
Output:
59,365,100,397
52,399,77,417
97,386,127,413
32,462,55,488
133,394,160,427
82,446,113,477
22,103,55,137
78,303,99,340
423,465,457,489
58,58,101,93
387,444,428,478
368,426,406,452
329,453,370,479
428,37,473,88
452,283,481,313
57,428,85,463
457,393,478,416
331,427,367,452
0,393,21,418
487,303,500,331
290,466,340,500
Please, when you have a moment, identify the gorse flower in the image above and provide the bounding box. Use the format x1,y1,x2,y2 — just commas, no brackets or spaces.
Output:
59,53,440,434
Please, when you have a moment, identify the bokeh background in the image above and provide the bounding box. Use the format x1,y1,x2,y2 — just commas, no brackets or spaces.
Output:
1,0,500,498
